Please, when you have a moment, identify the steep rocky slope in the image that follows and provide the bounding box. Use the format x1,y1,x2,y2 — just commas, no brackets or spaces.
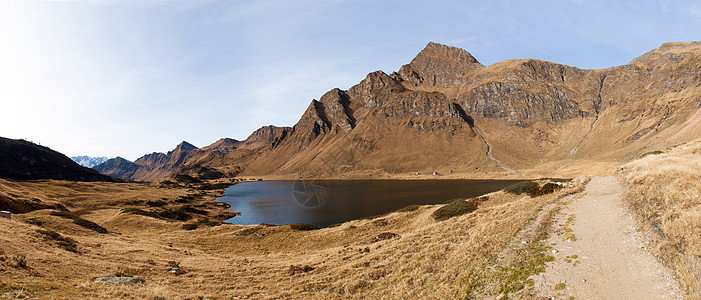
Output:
95,42,701,180
0,137,113,181
239,41,701,178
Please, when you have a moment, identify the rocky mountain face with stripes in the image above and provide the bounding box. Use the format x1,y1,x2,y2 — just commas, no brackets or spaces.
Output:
95,41,701,180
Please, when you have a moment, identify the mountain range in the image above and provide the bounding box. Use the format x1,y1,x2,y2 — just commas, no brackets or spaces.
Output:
94,41,701,181
70,156,109,168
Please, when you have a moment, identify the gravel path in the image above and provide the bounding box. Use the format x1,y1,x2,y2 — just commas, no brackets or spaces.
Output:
533,176,683,299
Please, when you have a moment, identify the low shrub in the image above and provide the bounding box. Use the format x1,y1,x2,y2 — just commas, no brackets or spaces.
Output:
539,178,571,183
505,181,563,198
290,223,320,231
526,182,562,197
504,181,539,195
432,199,478,221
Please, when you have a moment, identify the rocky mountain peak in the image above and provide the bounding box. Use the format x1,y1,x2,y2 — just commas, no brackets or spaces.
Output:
396,42,484,88
631,41,701,64
242,125,291,149
415,42,482,65
174,141,197,152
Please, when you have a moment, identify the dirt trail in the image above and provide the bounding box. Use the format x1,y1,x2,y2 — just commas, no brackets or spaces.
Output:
471,125,517,172
534,176,683,299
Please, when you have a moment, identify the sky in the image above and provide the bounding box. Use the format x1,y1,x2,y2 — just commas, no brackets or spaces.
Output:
1,0,700,161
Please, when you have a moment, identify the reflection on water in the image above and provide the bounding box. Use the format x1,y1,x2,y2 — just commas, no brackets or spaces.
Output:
216,179,522,227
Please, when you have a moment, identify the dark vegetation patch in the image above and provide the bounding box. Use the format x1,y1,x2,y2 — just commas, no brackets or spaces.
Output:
504,181,563,198
289,223,320,231
182,220,222,230
539,178,571,183
36,229,79,253
50,211,108,233
432,199,478,221
0,194,67,214
122,205,208,221
196,182,232,191
146,200,167,207
504,181,540,195
395,204,420,213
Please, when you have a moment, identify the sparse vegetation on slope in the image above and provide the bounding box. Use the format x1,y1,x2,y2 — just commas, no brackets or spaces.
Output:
619,139,701,299
0,177,586,298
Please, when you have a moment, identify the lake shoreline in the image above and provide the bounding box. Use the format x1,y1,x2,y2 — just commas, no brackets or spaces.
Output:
215,178,525,228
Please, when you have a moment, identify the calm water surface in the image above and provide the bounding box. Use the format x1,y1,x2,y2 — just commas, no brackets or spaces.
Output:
216,179,521,227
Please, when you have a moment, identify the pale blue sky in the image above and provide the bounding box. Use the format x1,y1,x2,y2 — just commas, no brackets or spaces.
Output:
1,0,699,160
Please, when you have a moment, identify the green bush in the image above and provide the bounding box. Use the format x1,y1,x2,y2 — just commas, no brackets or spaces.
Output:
432,199,478,221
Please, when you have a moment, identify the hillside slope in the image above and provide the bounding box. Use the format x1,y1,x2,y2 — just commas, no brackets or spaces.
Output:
0,137,113,182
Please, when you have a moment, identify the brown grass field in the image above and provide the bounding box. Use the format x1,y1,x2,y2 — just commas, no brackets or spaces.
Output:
619,139,701,299
0,177,589,299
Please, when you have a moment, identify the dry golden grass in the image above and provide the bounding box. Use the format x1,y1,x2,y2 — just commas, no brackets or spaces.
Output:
0,178,586,299
619,140,701,299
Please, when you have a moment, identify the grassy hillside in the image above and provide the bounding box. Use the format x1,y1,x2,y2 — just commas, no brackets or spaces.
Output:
0,178,587,299
619,139,701,298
